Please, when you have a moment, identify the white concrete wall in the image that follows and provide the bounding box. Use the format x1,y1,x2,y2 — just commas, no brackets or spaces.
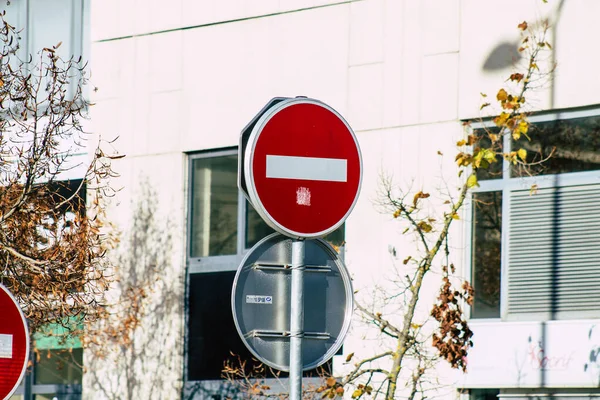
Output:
86,0,600,398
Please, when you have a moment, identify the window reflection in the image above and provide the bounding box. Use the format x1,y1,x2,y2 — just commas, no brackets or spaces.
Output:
471,191,502,318
512,115,600,177
190,156,238,257
245,201,275,249
34,348,83,385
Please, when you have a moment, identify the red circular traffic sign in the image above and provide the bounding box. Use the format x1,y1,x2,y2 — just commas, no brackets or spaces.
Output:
0,284,29,400
244,98,362,238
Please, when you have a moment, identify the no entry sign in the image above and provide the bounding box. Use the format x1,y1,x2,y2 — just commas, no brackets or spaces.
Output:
240,98,362,238
0,284,29,399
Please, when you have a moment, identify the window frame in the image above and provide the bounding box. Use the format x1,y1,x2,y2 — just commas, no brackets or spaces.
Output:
185,148,269,390
466,106,600,321
186,148,254,274
184,149,335,395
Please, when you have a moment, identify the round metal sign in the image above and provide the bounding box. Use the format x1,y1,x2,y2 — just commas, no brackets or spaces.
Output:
243,97,362,239
0,284,30,400
231,233,353,371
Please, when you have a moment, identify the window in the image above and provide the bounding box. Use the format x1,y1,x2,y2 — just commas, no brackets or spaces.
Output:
469,111,600,321
4,0,86,63
186,150,342,386
3,0,88,107
470,389,499,400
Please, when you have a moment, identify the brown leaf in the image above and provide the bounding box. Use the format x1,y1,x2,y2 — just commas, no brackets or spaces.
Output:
518,21,528,30
417,221,433,233
509,73,524,82
412,191,430,207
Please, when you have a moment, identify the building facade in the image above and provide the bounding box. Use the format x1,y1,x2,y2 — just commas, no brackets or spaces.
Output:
7,0,600,399
86,0,600,399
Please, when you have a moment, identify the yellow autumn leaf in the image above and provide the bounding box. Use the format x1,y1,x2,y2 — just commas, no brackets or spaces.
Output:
529,184,539,196
496,88,508,101
467,174,479,188
517,148,527,161
345,352,354,362
513,120,529,140
518,120,529,135
456,139,466,146
494,112,510,127
352,389,364,399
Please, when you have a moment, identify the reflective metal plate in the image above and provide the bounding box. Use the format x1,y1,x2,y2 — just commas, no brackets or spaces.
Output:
231,233,353,371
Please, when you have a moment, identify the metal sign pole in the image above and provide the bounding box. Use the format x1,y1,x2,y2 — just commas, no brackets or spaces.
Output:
290,239,305,400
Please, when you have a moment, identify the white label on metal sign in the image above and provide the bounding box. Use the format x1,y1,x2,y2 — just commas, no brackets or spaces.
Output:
246,295,273,304
0,334,13,358
266,155,347,182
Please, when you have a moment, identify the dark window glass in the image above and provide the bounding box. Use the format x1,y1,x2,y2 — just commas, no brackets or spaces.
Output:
245,202,345,250
188,272,254,380
512,115,600,177
245,201,275,249
190,156,238,257
323,224,345,248
470,389,499,400
34,348,83,385
471,191,502,318
47,179,86,215
474,127,503,181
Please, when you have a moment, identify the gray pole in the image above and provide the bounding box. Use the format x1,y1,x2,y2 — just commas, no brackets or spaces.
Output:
289,238,305,400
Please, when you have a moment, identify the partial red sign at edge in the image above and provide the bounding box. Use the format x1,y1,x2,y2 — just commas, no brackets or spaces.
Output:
0,284,30,400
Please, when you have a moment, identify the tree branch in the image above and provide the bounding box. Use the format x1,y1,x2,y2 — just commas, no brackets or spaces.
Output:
1,244,47,268
355,301,401,337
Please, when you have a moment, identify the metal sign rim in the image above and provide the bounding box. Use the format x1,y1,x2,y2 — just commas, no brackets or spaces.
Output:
231,232,354,372
0,283,30,400
243,97,363,239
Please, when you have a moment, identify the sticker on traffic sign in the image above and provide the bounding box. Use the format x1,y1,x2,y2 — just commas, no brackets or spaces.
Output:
242,98,362,238
0,284,29,400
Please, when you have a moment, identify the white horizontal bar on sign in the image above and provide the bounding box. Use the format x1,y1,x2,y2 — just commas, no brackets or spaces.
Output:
0,334,13,358
266,155,347,182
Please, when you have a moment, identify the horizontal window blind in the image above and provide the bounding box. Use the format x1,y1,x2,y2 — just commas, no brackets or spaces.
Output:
507,183,600,319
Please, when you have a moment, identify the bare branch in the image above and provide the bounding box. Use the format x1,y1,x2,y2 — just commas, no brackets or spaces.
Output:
356,301,401,337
